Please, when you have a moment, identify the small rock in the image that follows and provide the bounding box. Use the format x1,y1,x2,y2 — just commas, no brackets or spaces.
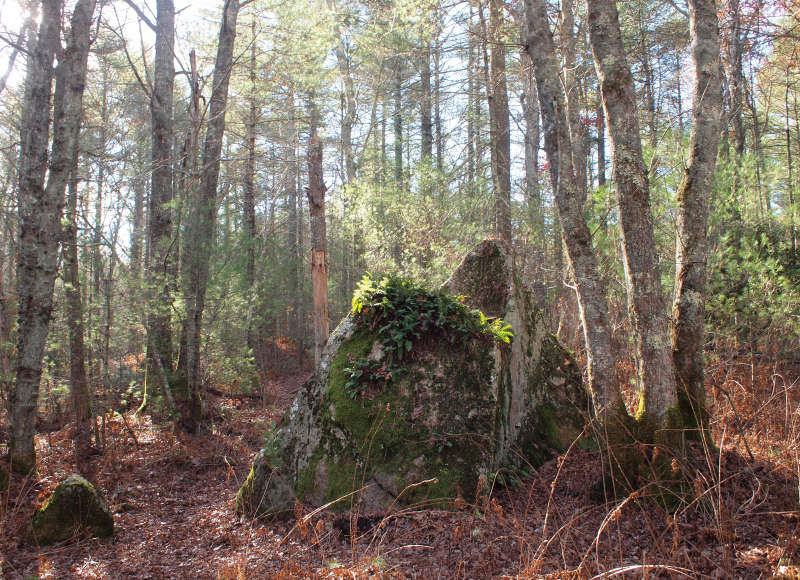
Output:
30,474,114,544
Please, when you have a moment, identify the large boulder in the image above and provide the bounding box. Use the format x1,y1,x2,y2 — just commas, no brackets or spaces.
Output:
237,239,588,517
30,474,114,544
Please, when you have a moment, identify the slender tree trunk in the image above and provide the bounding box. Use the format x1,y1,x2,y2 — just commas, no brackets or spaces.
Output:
726,0,745,159
561,0,588,193
12,0,95,473
467,4,476,194
596,91,606,188
393,58,403,188
489,0,512,242
286,91,300,351
586,0,678,425
523,0,617,412
329,0,357,184
520,47,542,240
787,70,797,252
144,0,177,413
306,97,329,367
244,18,257,354
671,0,723,438
128,134,146,355
64,169,91,473
433,18,443,171
178,0,240,432
638,5,657,150
420,38,433,163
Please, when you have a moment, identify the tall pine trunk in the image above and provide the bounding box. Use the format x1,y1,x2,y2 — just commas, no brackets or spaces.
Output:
178,0,240,432
143,0,177,414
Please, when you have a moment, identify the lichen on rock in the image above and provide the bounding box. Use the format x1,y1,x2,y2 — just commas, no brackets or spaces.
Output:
30,474,114,544
236,238,589,518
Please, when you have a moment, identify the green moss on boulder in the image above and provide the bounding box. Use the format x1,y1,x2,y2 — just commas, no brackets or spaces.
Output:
30,474,114,544
236,239,589,517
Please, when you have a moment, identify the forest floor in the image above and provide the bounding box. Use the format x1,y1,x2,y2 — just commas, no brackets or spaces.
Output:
1,357,799,579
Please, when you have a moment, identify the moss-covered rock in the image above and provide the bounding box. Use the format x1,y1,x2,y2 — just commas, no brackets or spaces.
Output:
30,474,114,544
236,239,589,517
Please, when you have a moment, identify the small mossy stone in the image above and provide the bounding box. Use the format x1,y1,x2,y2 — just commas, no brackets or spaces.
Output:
30,474,114,544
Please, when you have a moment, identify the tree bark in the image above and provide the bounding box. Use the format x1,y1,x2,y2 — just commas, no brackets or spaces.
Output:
586,0,678,424
671,0,723,438
520,46,542,240
286,91,300,350
489,0,512,243
306,97,329,367
392,58,403,188
64,169,92,472
725,0,745,158
244,17,257,354
560,0,588,193
144,0,177,413
178,0,240,432
523,0,617,412
12,0,95,473
420,38,433,163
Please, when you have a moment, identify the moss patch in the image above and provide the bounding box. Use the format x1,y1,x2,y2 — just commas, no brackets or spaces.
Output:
31,474,114,544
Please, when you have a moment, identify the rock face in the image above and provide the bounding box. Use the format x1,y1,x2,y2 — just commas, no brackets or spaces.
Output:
31,474,114,544
237,239,588,517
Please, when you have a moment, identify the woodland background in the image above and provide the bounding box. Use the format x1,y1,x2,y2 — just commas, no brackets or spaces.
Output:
0,0,799,577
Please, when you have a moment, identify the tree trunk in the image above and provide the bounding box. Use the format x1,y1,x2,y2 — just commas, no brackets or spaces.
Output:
286,91,301,351
489,0,512,242
726,0,745,159
433,18,443,171
144,0,177,413
467,4,476,194
178,0,240,432
306,97,329,367
64,170,92,471
12,0,95,473
586,0,677,425
420,38,433,163
671,0,723,439
329,0,357,184
244,18,257,355
596,91,606,188
520,47,542,241
560,0,588,193
523,0,617,413
392,58,403,188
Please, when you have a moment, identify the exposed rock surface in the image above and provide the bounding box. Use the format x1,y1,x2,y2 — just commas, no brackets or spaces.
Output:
30,474,114,544
237,239,588,517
